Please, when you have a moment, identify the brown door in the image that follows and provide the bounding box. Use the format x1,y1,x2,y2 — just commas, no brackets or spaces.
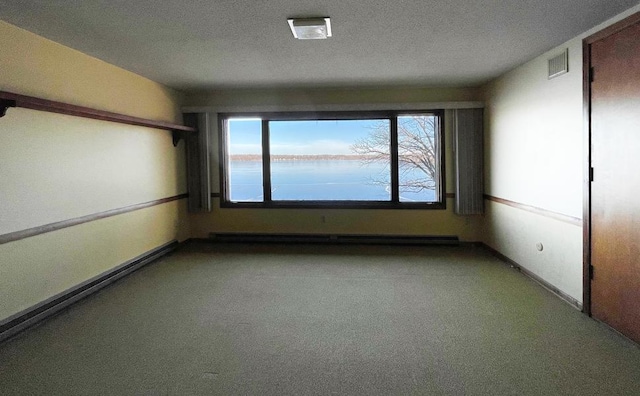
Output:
590,16,640,343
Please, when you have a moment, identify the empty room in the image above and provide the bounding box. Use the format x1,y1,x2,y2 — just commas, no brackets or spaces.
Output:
1,1,640,394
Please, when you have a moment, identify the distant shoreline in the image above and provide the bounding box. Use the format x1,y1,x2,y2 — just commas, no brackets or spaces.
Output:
230,154,378,161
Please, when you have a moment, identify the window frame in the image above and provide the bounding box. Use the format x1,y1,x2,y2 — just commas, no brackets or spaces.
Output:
218,110,445,209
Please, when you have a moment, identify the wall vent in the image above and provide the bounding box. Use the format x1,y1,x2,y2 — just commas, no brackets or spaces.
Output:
548,49,568,79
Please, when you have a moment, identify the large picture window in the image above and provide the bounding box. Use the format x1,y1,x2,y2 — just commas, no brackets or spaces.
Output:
220,111,444,208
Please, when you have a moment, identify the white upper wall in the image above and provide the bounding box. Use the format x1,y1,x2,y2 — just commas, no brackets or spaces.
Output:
484,43,584,218
484,3,640,219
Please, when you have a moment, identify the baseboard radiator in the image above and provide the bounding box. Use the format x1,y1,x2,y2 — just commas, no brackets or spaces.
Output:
0,240,179,343
208,233,459,245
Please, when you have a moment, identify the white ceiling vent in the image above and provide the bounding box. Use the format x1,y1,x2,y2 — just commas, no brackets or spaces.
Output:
548,49,568,79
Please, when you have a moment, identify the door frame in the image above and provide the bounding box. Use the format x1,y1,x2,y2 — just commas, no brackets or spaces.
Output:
582,11,640,316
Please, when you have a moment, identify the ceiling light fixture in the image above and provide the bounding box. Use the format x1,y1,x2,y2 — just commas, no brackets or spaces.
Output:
287,17,332,40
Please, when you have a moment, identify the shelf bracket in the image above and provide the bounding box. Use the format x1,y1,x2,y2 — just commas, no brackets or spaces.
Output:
0,99,16,118
172,130,186,147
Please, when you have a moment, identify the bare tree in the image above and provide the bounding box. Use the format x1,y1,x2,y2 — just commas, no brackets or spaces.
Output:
351,116,437,192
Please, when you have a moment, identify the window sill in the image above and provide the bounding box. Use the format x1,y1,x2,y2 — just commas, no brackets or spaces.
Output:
219,201,446,210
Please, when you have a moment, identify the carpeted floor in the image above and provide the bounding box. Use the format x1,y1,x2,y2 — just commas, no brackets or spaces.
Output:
1,242,639,395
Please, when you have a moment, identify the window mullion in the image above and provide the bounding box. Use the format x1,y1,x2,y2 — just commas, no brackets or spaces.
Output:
436,115,443,200
391,116,400,203
221,118,230,202
262,119,272,202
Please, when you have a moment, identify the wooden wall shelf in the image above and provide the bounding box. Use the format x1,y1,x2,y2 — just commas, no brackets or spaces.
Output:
0,90,195,145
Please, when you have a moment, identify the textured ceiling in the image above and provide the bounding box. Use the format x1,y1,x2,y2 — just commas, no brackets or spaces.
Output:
1,0,638,90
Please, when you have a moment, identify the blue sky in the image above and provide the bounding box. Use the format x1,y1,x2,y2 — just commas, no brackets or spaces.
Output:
228,118,388,155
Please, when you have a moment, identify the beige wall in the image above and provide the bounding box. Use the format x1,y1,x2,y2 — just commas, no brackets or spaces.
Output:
0,22,181,122
0,21,189,321
187,88,484,241
481,4,640,304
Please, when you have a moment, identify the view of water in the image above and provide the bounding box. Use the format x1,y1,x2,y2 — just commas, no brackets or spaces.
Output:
229,160,436,202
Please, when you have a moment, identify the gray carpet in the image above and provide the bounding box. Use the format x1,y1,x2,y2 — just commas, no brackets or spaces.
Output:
1,243,639,395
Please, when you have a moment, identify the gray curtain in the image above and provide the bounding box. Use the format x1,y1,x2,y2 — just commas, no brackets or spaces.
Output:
183,113,212,212
453,108,484,215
